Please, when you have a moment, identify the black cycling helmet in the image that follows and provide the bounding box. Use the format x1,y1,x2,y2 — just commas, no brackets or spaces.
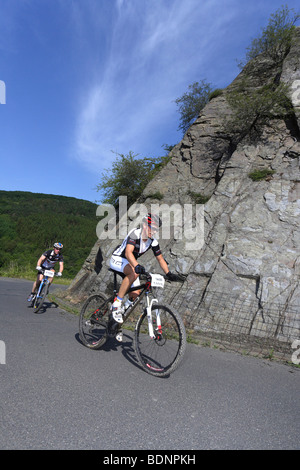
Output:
142,213,162,229
53,242,63,250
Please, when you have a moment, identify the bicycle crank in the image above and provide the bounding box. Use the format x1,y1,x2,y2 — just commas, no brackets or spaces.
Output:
107,315,120,338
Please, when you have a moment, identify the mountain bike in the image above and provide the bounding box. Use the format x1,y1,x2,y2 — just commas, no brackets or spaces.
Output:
79,269,186,377
31,269,57,313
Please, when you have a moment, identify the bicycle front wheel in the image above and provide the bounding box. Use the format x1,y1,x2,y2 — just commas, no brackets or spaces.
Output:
33,282,47,313
79,293,112,349
134,304,186,377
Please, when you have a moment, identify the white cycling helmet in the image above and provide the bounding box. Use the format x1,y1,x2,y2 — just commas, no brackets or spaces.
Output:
142,213,162,229
53,242,63,250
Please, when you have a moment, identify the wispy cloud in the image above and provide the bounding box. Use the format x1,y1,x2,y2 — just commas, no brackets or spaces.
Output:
73,0,222,171
2,0,299,203
71,0,268,173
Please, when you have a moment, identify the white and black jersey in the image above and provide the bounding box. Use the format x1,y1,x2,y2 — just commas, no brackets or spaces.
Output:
113,228,161,259
41,249,64,269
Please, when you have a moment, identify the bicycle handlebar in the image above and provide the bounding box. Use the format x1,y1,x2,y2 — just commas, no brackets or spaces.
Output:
140,271,186,283
36,268,61,277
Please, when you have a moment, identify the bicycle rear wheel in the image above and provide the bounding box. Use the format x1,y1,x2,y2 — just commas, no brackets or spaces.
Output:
33,282,47,313
134,304,186,377
79,293,112,349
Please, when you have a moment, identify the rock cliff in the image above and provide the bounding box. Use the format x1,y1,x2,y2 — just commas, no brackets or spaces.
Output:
61,28,300,357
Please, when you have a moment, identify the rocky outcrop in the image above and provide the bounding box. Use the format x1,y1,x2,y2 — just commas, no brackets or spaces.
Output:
61,28,300,355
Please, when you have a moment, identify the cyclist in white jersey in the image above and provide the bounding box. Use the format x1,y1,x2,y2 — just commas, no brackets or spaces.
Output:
109,214,182,330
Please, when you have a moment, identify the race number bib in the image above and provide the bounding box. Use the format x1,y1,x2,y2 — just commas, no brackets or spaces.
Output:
150,274,165,288
44,270,54,278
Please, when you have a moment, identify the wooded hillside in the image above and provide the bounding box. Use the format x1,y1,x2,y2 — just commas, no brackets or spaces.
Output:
0,190,98,278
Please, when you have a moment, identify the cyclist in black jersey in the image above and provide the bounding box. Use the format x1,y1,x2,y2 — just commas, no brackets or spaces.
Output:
27,242,64,302
109,214,182,331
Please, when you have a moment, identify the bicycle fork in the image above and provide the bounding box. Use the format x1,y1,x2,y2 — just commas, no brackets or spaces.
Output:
36,280,44,300
145,296,162,339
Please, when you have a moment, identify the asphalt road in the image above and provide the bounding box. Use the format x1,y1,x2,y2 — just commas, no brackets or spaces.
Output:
0,277,299,451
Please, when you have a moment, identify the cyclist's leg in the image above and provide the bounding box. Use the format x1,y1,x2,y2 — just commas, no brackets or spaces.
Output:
119,264,140,297
109,256,140,322
109,256,139,298
48,268,55,285
34,272,44,291
125,275,141,301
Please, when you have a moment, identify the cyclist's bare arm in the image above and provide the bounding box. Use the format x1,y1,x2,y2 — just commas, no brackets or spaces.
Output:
124,244,139,271
36,255,46,268
156,254,170,275
58,261,64,274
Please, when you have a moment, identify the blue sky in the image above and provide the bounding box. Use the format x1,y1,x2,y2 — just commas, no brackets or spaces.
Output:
1,0,299,203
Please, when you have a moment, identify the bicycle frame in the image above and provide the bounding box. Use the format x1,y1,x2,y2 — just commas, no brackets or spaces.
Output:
35,269,54,300
79,269,186,376
110,269,163,339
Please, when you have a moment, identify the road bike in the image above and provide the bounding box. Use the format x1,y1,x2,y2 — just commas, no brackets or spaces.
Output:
79,269,187,377
31,269,58,313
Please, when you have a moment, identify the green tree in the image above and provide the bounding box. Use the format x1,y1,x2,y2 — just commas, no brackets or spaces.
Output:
226,81,292,138
241,5,300,67
174,80,213,134
96,151,168,208
227,5,298,140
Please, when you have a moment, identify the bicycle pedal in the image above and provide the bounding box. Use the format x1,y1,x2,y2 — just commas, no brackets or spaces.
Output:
116,331,123,342
107,318,119,337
